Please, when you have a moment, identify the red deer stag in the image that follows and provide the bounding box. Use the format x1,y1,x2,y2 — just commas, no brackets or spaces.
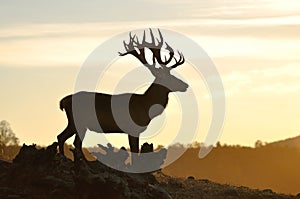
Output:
57,29,188,160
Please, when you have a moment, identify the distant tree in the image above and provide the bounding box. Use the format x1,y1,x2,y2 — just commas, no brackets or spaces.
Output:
0,120,19,157
222,143,228,148
255,140,264,148
169,143,185,150
191,141,201,148
155,144,164,151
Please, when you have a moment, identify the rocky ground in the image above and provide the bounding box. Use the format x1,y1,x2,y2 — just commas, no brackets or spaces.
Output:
0,143,299,199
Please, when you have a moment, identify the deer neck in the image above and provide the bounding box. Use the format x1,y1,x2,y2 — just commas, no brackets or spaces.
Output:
143,83,170,109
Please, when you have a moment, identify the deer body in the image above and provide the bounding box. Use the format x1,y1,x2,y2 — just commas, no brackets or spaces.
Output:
57,29,188,159
60,83,171,133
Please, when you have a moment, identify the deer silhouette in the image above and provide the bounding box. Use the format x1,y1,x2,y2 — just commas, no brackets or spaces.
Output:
57,29,188,160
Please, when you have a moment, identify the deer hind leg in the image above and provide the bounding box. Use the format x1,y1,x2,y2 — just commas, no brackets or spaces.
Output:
57,125,75,156
128,135,139,165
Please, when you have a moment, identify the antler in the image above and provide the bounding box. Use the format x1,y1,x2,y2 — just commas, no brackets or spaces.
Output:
118,32,149,65
119,29,185,72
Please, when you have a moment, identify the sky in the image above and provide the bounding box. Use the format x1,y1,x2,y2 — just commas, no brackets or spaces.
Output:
0,0,299,148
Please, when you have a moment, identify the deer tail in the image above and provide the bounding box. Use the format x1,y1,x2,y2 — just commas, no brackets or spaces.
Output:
59,96,70,111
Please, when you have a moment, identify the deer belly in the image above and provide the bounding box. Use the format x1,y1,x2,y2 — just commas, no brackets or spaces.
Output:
85,117,124,133
86,116,148,135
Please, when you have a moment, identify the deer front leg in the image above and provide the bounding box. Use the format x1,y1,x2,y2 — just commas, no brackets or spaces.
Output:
128,134,139,153
73,131,86,161
128,134,139,165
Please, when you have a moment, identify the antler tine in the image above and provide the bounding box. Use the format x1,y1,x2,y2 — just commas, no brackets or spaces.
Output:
142,30,146,44
158,29,163,41
118,40,130,56
119,32,136,53
129,32,135,40
157,29,164,47
160,42,174,66
149,28,156,46
119,31,156,69
143,28,165,66
169,51,185,69
123,41,128,51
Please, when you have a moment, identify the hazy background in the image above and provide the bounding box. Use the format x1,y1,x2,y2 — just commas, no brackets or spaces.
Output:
0,0,299,148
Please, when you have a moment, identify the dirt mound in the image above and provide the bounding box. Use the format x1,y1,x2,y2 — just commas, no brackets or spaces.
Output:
0,143,298,199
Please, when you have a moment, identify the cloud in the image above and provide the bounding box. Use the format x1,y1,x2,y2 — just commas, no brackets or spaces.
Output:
0,0,299,27
0,0,183,26
0,17,299,68
222,64,300,96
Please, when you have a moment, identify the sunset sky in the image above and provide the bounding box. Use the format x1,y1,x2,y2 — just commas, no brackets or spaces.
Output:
0,0,299,148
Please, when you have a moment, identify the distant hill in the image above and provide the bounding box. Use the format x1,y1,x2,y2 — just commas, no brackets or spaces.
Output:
267,135,300,148
163,143,300,195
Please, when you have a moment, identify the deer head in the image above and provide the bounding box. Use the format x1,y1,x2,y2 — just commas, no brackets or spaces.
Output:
119,29,188,92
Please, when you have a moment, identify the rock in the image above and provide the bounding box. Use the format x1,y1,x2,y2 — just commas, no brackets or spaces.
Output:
223,188,239,197
148,184,173,199
198,179,210,183
13,142,58,165
263,189,274,194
